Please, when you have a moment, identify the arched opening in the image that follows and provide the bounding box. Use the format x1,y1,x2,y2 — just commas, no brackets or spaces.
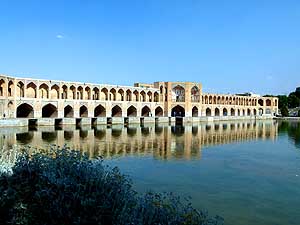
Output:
94,105,106,117
92,87,99,100
110,88,116,101
84,87,91,100
266,99,272,106
69,86,76,99
223,108,228,116
127,106,137,117
50,85,59,99
171,105,185,117
0,79,5,96
192,106,198,117
191,86,200,102
254,109,257,116
26,82,37,98
62,85,68,99
17,103,34,118
155,107,163,117
238,109,240,116
17,81,25,97
126,90,132,101
172,85,185,102
206,108,211,116
147,91,152,102
117,89,124,101
77,86,83,100
259,108,264,115
8,81,14,97
247,109,251,116
141,106,151,117
215,108,220,116
258,99,264,106
101,88,108,100
39,83,49,99
112,105,122,117
64,105,74,118
154,92,159,102
242,109,245,116
42,104,57,118
231,108,235,116
133,90,139,101
80,105,88,117
140,91,146,102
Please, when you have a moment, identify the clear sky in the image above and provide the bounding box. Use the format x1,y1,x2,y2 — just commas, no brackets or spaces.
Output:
1,0,300,95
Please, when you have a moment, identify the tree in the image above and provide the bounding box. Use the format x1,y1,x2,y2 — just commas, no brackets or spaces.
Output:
288,93,300,108
298,110,300,117
278,95,288,109
280,105,289,117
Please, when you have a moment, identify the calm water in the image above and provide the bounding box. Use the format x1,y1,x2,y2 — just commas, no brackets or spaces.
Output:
1,120,300,225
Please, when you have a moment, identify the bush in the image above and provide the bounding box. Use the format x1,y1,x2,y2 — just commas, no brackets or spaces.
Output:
0,146,223,225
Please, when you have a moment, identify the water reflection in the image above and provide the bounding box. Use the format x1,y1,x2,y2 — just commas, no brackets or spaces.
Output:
278,121,300,148
0,120,280,160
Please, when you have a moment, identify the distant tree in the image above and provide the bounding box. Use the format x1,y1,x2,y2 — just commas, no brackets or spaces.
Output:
298,110,300,117
288,93,300,108
277,95,288,109
280,105,289,117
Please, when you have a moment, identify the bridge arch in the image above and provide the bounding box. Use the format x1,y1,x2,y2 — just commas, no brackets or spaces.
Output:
192,106,198,117
155,106,163,117
17,103,34,118
94,104,106,117
112,105,122,117
80,105,88,117
171,105,185,117
42,103,57,118
64,105,74,118
127,106,137,117
141,106,151,117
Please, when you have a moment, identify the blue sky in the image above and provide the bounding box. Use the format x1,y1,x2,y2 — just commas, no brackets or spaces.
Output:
0,0,300,95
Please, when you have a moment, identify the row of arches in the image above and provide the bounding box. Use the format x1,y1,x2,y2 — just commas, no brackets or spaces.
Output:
171,106,264,117
16,103,164,118
0,79,160,102
202,95,275,107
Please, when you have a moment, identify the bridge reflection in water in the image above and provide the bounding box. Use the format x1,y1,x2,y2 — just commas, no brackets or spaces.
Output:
0,120,278,161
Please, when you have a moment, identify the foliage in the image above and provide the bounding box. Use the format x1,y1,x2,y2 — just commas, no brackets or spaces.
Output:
277,95,288,109
0,146,223,225
298,110,300,117
288,92,300,108
280,105,289,117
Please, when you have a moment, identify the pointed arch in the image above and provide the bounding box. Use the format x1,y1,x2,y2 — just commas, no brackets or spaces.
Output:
64,105,74,118
94,104,106,117
155,106,163,117
126,89,132,101
79,105,88,117
127,105,137,117
141,106,151,117
223,108,228,116
171,105,185,117
192,106,198,117
101,88,108,100
230,108,235,116
112,105,122,117
42,103,57,118
17,103,34,118
17,81,25,97
39,83,49,99
50,84,59,99
26,82,37,98
215,108,220,116
206,108,211,116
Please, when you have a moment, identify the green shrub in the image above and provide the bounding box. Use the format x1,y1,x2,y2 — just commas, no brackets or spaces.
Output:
0,146,223,225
